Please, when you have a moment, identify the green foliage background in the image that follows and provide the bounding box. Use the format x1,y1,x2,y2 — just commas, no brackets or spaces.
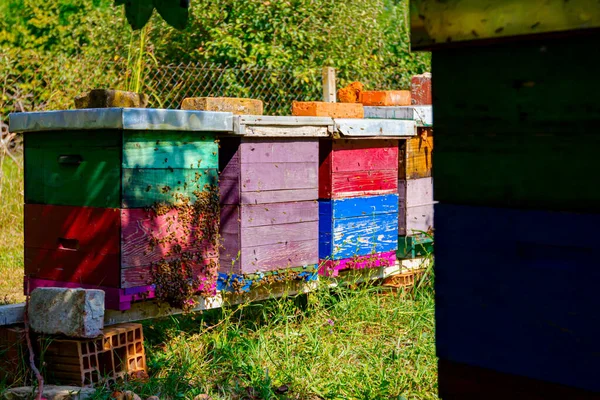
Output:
0,0,430,119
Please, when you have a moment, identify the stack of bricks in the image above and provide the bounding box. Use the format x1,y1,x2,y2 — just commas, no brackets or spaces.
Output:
40,323,147,387
317,139,400,276
362,75,435,261
21,101,222,310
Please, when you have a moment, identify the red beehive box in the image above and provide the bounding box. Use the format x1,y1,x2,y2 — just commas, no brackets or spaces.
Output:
319,139,399,199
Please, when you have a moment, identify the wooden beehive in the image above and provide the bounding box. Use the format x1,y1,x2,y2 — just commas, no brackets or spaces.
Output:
219,137,319,275
398,177,434,236
319,139,399,199
399,127,433,180
410,3,600,394
318,194,398,269
14,109,228,309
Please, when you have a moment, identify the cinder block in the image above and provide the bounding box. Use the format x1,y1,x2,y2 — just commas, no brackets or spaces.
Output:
181,97,263,115
42,323,147,387
360,90,411,107
74,89,148,109
292,101,364,119
29,288,104,338
411,73,432,105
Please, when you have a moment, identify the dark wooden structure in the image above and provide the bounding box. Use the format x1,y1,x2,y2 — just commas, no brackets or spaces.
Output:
410,1,600,397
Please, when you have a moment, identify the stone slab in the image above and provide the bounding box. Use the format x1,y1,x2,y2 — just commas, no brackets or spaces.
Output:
29,288,104,338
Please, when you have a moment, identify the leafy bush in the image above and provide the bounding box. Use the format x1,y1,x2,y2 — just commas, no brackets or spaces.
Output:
0,0,430,121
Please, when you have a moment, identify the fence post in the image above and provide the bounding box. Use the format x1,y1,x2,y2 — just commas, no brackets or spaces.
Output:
322,67,336,103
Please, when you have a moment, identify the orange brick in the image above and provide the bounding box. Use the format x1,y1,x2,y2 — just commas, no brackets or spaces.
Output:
411,73,432,105
292,101,364,119
360,90,411,106
181,97,263,115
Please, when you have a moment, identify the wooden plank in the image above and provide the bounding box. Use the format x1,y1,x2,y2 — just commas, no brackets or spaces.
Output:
25,130,121,148
242,221,318,248
434,132,600,212
241,162,318,192
438,359,600,400
25,204,119,253
328,170,398,199
122,132,218,169
239,139,318,164
243,126,329,138
322,67,336,103
25,144,121,208
121,258,218,289
435,203,600,393
401,128,433,180
2,257,422,326
319,212,398,260
27,277,153,311
220,232,241,274
432,34,600,136
219,178,240,205
122,168,218,208
240,201,318,227
239,239,319,274
25,248,121,288
331,139,399,172
121,208,218,270
241,188,319,205
319,194,398,220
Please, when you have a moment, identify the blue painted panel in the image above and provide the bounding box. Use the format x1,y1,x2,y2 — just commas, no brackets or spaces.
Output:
319,194,399,219
320,213,398,259
435,203,600,393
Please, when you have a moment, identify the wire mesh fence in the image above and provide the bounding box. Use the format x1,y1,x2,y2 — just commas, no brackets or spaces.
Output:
1,55,325,124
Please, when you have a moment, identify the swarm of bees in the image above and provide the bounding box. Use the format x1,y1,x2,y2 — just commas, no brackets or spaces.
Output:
147,184,221,311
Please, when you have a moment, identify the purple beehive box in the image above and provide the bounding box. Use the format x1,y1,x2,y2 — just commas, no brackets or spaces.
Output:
399,177,434,236
219,137,319,275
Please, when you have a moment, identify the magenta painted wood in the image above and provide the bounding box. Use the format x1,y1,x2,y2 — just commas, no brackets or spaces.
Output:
219,178,240,205
240,202,318,227
219,138,319,206
26,277,155,311
241,188,318,205
241,163,318,191
239,139,318,164
399,177,435,236
121,258,218,290
243,221,318,247
218,138,319,275
240,239,319,274
121,208,218,288
318,251,396,277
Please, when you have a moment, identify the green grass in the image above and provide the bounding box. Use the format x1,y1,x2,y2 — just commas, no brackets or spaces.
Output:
88,279,437,400
0,153,24,304
0,153,437,399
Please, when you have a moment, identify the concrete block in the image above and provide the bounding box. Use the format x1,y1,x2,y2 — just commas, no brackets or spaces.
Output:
181,97,263,115
29,288,104,338
411,73,432,105
4,385,95,400
360,90,412,106
292,101,364,118
74,89,148,109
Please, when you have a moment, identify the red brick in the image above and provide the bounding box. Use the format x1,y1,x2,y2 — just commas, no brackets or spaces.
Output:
292,101,364,118
359,90,411,106
411,73,432,105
